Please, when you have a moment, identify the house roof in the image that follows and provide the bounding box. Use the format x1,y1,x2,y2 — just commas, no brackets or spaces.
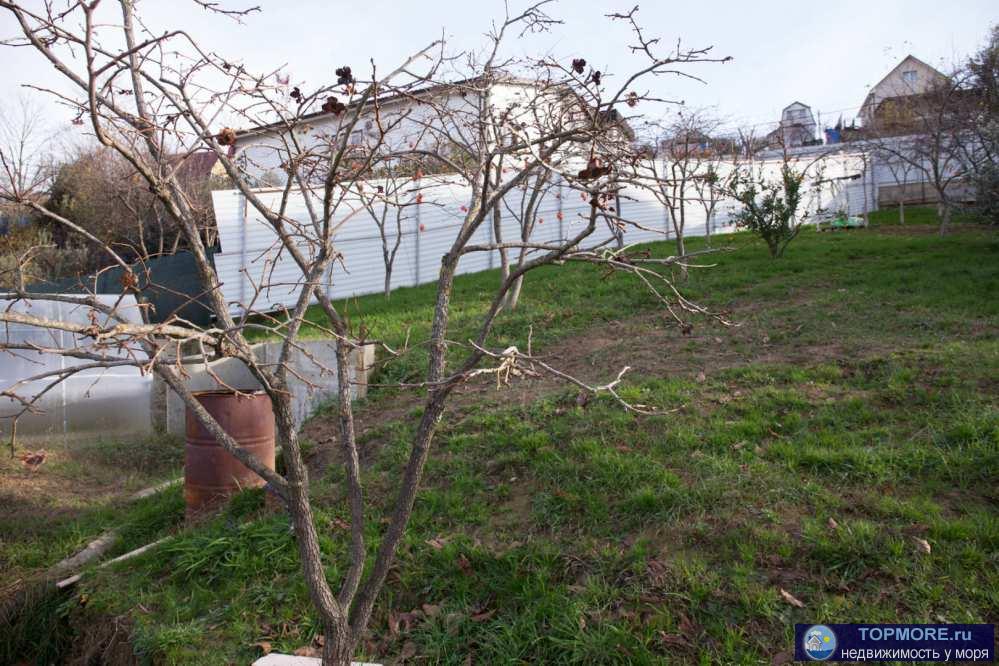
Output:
233,74,635,142
233,74,542,140
171,151,219,181
861,55,949,113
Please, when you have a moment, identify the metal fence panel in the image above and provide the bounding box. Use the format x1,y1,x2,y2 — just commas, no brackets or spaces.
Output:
0,295,152,437
212,156,893,316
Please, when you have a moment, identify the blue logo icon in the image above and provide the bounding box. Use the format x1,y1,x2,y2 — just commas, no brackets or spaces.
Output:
803,625,837,661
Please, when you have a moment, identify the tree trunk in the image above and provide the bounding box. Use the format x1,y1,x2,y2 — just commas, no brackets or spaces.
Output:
383,264,393,299
898,199,905,225
503,273,524,310
675,235,687,281
494,201,510,294
272,396,353,665
322,619,354,666
938,200,951,236
346,254,461,643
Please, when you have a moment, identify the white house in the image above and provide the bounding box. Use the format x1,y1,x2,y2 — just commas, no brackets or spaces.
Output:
229,76,632,185
766,101,817,148
859,55,949,126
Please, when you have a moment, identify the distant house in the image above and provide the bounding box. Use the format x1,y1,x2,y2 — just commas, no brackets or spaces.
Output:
859,55,950,128
659,128,715,157
765,102,818,149
231,76,633,185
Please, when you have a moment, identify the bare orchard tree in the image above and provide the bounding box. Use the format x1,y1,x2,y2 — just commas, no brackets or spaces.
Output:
687,114,729,245
358,157,427,299
495,166,558,309
963,24,999,222
872,145,917,224
0,94,64,284
630,110,717,280
0,2,725,664
865,72,976,234
0,94,58,204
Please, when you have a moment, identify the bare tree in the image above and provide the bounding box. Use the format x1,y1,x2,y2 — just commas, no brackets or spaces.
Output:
962,24,999,222
496,167,558,309
0,95,81,287
685,113,730,245
0,2,726,663
865,73,976,234
0,94,57,204
630,110,714,279
43,143,210,266
872,146,917,224
358,159,425,299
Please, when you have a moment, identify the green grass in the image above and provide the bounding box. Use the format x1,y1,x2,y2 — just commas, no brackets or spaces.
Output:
0,433,185,578
867,203,982,227
0,433,186,665
273,221,998,388
5,225,998,664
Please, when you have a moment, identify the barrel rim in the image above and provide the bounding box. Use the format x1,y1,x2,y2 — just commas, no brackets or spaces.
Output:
192,388,267,399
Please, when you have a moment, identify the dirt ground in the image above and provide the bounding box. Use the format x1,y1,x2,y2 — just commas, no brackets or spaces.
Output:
300,292,871,474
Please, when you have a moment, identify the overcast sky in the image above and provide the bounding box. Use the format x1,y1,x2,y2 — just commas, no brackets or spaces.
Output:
1,0,995,139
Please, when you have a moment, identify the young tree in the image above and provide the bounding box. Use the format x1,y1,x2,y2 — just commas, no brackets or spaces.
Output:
690,121,733,245
0,2,725,663
496,167,557,310
728,152,824,259
357,159,425,299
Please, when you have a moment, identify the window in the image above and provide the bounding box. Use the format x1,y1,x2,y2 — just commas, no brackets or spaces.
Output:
902,70,917,84
349,130,363,146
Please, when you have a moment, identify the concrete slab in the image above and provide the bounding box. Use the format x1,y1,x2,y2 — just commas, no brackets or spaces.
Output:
253,654,381,666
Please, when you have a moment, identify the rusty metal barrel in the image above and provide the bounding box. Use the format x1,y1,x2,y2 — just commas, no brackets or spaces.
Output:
184,390,275,518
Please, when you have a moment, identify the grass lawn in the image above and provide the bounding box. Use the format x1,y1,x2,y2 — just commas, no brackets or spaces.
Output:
3,224,997,664
867,203,983,227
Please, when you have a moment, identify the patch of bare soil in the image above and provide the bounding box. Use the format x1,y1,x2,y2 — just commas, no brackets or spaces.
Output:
0,452,125,526
303,290,876,475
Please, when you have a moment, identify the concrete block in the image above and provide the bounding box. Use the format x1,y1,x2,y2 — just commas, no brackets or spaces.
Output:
156,341,376,435
253,654,380,666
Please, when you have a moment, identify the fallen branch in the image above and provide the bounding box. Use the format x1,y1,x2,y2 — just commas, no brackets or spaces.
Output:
44,476,182,581
48,531,117,578
56,536,172,589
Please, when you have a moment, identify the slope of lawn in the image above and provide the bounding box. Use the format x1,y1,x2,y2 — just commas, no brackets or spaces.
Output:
867,203,982,227
6,223,997,664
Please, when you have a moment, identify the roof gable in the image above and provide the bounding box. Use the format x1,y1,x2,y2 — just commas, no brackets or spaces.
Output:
863,55,950,114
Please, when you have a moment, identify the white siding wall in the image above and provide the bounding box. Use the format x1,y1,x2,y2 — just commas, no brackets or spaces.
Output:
210,151,874,315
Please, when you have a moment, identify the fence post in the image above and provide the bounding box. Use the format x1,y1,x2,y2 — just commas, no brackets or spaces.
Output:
414,198,421,285
615,191,624,248
238,192,248,310
557,175,564,241
488,201,495,270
